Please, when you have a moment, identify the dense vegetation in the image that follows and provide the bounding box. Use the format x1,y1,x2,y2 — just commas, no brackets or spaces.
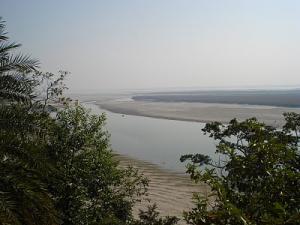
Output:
181,115,300,224
1,17,300,225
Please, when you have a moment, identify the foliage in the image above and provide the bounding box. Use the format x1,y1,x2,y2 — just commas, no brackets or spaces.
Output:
181,117,300,225
0,102,148,225
0,104,60,225
47,105,148,225
131,204,179,225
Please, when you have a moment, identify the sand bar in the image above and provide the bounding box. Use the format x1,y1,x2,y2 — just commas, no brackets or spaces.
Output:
98,99,300,127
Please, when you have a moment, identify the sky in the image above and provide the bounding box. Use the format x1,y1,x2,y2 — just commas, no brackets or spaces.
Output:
1,0,300,92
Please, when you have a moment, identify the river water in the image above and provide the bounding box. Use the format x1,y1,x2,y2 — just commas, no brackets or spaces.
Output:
84,103,216,173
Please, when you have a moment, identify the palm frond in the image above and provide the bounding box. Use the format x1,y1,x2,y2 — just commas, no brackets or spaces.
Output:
0,42,22,57
0,191,20,225
0,74,33,103
0,53,39,73
0,17,8,42
0,163,60,225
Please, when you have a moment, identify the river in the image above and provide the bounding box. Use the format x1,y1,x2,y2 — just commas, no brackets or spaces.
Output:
84,102,216,173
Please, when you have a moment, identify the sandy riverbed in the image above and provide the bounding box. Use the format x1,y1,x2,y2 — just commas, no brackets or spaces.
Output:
116,154,208,224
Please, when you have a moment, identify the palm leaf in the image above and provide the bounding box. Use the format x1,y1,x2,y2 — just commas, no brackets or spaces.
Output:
0,42,21,57
0,53,39,73
0,17,8,41
0,75,33,103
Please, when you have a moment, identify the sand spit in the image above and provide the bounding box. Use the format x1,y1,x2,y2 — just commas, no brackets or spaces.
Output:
99,100,300,127
115,154,208,224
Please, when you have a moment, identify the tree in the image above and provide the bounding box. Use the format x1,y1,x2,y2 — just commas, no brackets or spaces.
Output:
181,116,300,225
46,105,148,225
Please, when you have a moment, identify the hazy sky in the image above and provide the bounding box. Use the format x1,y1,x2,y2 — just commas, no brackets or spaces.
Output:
1,0,300,91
